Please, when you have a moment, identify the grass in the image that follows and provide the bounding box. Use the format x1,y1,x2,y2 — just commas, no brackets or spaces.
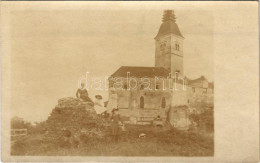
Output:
11,124,214,156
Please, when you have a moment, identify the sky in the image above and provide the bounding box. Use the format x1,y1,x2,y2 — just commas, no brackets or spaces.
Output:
9,8,213,122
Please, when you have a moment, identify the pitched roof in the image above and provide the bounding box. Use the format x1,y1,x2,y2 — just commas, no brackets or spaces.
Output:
110,66,170,78
185,76,214,89
155,10,184,39
188,76,207,85
155,21,184,39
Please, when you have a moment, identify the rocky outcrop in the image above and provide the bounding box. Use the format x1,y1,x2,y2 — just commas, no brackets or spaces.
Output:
45,97,109,141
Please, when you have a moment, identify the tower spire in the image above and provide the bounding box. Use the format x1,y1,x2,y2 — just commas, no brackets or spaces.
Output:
162,10,176,23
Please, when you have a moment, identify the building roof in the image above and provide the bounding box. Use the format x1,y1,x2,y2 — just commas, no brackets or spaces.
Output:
188,76,207,85
110,66,170,78
155,10,184,39
185,76,214,89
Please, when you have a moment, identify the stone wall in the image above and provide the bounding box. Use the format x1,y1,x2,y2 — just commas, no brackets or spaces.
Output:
186,86,214,107
171,82,188,106
109,77,173,124
169,106,189,130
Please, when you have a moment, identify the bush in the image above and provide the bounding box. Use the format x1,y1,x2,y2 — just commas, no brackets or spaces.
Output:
189,109,214,132
11,139,27,155
11,117,33,129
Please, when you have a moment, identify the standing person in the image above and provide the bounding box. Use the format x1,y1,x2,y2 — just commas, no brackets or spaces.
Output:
111,108,123,142
106,87,118,114
76,83,93,103
93,95,107,115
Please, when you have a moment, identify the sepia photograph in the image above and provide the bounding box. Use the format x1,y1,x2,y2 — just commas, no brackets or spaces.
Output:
9,7,214,157
1,1,259,162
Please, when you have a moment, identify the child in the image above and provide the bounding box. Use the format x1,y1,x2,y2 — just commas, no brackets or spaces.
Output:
93,95,107,115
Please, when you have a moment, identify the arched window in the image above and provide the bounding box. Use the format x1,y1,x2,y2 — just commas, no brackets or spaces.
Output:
161,97,166,108
140,96,144,108
175,43,180,51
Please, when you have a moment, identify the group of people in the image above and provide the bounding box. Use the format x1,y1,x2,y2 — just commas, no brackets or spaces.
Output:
76,83,123,142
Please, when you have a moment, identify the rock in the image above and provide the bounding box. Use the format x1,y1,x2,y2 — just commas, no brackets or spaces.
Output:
45,97,109,142
139,133,146,138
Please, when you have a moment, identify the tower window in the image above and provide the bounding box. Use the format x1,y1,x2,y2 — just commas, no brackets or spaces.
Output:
192,87,196,93
175,43,180,51
156,84,160,90
140,96,144,108
123,84,127,90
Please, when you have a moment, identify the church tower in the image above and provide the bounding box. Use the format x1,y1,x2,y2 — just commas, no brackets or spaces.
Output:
155,10,184,76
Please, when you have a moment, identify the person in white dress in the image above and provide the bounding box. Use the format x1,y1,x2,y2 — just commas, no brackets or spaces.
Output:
106,88,118,114
94,95,107,115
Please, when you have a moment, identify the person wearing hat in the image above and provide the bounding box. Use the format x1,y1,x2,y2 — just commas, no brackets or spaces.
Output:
93,95,107,115
76,83,93,103
111,108,123,142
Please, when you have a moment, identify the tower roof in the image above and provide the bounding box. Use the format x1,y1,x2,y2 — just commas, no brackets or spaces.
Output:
155,10,184,39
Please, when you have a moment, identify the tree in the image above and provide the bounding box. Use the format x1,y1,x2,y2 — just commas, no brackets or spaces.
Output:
11,116,32,129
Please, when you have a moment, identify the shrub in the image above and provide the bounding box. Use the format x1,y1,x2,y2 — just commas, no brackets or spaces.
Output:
189,109,214,132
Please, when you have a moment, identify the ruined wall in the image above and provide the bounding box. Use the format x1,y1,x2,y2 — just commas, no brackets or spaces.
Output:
107,76,204,128
186,86,214,107
109,77,172,108
169,106,189,130
171,82,188,106
108,77,172,124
